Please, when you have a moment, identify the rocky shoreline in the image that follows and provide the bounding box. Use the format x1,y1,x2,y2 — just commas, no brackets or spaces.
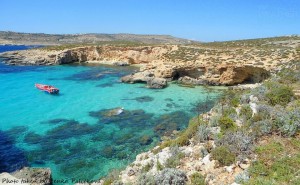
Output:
0,45,277,89
0,167,52,185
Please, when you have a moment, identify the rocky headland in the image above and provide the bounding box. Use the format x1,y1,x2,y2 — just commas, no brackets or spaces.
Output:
2,35,299,88
0,31,192,45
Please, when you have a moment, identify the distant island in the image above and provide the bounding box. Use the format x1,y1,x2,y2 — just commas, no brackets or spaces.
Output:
0,31,193,45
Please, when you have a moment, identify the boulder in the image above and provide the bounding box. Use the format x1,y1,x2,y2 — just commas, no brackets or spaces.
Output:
11,167,52,185
113,61,129,66
146,77,167,89
0,173,28,185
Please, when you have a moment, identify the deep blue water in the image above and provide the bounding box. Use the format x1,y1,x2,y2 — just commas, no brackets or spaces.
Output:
0,45,223,184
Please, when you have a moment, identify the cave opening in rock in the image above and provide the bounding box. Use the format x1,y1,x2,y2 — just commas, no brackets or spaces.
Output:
173,71,180,80
243,75,256,84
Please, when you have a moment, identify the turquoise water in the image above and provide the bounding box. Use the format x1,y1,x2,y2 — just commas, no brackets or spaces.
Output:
0,46,223,184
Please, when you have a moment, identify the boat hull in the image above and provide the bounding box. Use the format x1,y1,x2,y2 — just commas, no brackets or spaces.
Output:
35,84,59,94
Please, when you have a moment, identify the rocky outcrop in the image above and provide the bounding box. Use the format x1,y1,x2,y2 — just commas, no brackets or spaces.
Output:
0,45,171,66
121,71,167,89
117,141,249,185
126,62,270,86
146,78,168,89
0,45,271,86
0,167,52,185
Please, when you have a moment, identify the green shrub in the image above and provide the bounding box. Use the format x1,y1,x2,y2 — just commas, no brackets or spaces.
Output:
271,106,300,136
223,107,237,117
142,162,153,173
156,159,164,171
209,114,221,127
265,83,294,106
215,131,254,160
137,173,156,185
251,119,273,137
190,172,206,185
165,148,185,168
195,124,210,143
219,116,237,131
240,105,252,121
152,119,201,153
235,170,250,184
248,139,300,184
230,96,240,107
156,168,187,185
211,146,235,166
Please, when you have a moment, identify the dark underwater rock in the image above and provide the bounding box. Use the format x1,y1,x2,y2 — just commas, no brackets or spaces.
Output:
138,135,153,145
154,122,180,137
6,126,28,138
24,132,43,145
122,96,154,103
89,109,154,128
134,96,154,102
96,82,115,88
45,118,70,124
46,120,101,140
101,146,115,158
153,111,189,137
0,131,27,173
164,98,173,102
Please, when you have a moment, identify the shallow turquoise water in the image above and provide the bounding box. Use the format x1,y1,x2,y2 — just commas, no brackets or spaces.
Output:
0,46,223,184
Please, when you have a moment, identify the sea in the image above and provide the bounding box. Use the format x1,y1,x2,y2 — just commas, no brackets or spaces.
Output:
0,45,223,184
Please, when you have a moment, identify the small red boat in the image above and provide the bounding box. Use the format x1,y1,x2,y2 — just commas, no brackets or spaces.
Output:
35,83,59,94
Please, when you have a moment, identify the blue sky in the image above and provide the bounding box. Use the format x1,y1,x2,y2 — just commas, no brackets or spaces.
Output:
0,0,299,41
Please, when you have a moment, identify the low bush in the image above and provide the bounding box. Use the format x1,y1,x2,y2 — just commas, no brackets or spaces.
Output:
155,168,188,185
209,114,221,127
215,130,254,160
239,105,252,121
219,116,237,132
251,119,273,137
153,119,201,153
195,124,210,143
235,170,250,184
211,146,235,166
165,146,185,168
142,162,154,173
250,85,268,102
156,159,164,171
137,173,156,185
230,96,240,107
271,106,300,136
265,82,294,106
190,172,206,185
247,138,300,184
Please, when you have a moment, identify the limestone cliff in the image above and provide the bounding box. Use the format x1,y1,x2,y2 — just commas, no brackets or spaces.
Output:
0,45,171,66
1,40,298,87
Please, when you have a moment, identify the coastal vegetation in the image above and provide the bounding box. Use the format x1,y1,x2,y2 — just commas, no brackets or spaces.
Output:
1,34,300,184
106,60,300,184
39,41,149,51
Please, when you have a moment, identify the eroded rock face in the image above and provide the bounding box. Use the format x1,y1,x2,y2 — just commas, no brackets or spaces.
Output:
218,65,270,85
0,45,171,66
121,72,167,89
127,63,270,86
0,45,270,86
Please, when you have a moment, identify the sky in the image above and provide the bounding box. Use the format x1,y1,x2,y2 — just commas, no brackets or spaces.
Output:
0,0,299,41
